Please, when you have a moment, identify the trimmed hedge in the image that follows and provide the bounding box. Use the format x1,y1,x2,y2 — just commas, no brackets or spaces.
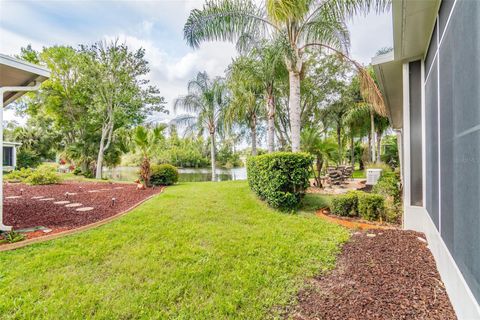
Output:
373,171,402,223
150,164,179,186
357,192,385,221
331,191,360,217
247,152,313,211
330,191,385,221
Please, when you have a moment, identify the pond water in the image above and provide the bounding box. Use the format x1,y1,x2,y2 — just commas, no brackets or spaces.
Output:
103,166,247,183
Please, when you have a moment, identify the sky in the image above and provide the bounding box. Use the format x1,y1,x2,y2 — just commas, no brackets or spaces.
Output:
0,0,393,124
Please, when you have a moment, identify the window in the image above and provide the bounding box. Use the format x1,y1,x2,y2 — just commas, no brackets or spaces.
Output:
3,147,13,166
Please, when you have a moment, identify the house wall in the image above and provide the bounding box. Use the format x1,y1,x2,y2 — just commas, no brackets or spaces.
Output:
403,0,480,318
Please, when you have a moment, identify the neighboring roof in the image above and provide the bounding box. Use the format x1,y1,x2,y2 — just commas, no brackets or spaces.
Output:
3,142,22,147
0,53,51,105
372,0,440,129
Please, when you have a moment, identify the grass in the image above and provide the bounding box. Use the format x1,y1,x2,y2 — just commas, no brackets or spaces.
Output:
353,169,366,179
300,193,333,212
0,181,348,319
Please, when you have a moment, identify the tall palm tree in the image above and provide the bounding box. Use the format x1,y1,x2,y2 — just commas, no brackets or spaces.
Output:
184,0,389,152
174,72,228,181
133,125,165,187
228,42,287,153
225,79,263,155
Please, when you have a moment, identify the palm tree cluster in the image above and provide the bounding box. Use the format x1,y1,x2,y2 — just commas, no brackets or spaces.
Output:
183,0,390,152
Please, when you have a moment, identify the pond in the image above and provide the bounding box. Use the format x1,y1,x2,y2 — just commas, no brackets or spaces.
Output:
103,166,247,183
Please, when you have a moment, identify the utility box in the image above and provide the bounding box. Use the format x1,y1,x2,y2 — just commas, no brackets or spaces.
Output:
366,169,383,185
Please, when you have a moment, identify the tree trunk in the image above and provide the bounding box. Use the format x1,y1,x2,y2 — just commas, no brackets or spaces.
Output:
210,132,216,182
288,70,301,152
376,131,382,163
336,123,342,165
267,94,275,153
251,116,257,156
315,155,324,188
370,110,376,162
95,128,108,179
350,134,355,167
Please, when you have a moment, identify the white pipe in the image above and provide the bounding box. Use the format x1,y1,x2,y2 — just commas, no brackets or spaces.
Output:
0,82,42,231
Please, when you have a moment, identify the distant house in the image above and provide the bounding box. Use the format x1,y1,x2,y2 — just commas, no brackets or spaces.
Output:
3,141,21,170
372,0,480,318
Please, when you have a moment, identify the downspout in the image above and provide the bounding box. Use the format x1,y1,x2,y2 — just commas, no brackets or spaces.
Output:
0,82,42,231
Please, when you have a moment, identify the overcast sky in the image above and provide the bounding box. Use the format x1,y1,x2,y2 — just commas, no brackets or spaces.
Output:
0,0,392,124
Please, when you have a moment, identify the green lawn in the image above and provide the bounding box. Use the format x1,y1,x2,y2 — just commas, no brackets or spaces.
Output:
0,181,348,319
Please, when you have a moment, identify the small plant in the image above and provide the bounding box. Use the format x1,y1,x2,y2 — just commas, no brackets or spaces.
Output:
357,192,385,221
0,229,26,244
24,164,61,185
5,168,34,182
247,152,313,211
330,191,360,217
150,164,179,186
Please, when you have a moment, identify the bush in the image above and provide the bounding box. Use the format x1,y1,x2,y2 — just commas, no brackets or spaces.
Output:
150,164,179,186
5,168,34,182
247,152,313,211
330,191,386,221
373,171,402,223
330,191,360,217
357,192,385,221
24,164,61,185
16,148,42,169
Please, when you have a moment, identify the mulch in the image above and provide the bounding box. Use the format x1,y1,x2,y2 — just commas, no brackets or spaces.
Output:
4,181,162,230
289,230,457,320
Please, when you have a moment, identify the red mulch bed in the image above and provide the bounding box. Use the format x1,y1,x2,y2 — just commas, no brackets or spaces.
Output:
4,181,162,231
290,230,457,320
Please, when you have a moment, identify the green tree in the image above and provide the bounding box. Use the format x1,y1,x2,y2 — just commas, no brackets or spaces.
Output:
184,0,389,152
82,40,167,179
174,72,228,181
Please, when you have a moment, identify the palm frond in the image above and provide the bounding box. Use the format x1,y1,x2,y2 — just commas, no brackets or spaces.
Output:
184,0,273,49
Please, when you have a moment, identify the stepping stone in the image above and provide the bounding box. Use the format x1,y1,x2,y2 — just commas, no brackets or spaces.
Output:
31,196,45,199
54,201,70,205
65,203,82,208
5,196,21,199
39,198,55,201
76,207,94,212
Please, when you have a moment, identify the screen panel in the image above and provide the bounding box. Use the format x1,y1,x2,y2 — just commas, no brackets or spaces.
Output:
425,58,439,229
438,0,480,302
409,60,423,206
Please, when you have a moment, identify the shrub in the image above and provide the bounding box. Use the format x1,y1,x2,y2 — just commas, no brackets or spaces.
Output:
5,168,34,182
150,164,179,186
247,152,313,211
16,148,42,169
373,171,402,223
0,229,26,244
24,164,61,185
330,191,360,217
357,192,385,221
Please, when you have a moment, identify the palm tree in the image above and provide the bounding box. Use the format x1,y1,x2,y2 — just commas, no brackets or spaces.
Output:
184,0,389,152
174,72,228,181
133,125,165,187
301,127,337,188
228,42,287,153
225,80,263,155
